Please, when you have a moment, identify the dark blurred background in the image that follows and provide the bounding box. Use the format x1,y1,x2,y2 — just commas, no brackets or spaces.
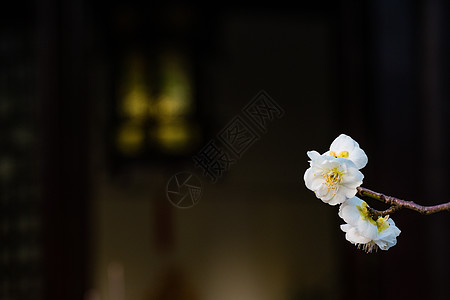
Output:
1,0,449,299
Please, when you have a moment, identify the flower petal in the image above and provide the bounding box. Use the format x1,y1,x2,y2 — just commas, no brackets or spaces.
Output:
355,219,378,240
375,219,401,250
339,185,358,199
329,134,368,169
327,190,347,206
341,167,364,187
307,150,321,161
349,148,368,169
341,224,371,244
303,167,315,189
330,134,357,152
338,197,364,225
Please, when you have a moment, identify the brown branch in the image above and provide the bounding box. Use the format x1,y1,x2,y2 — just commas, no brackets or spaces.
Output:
357,186,450,215
366,205,402,218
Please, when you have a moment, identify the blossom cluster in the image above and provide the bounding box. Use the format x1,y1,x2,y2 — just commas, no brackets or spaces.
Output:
303,134,401,253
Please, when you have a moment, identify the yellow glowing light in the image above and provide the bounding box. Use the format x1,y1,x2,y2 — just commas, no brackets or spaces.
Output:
122,85,149,119
154,50,193,119
119,52,152,120
116,122,144,155
157,95,191,118
148,49,198,154
153,120,198,154
115,49,200,156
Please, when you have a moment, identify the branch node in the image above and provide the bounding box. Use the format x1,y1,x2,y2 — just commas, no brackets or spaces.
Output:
357,186,450,215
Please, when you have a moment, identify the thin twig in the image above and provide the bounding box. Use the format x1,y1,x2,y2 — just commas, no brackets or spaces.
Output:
357,186,450,215
366,205,402,218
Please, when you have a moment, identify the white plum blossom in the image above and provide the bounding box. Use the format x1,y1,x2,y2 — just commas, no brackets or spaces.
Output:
339,197,401,253
303,134,406,252
324,134,368,170
304,151,364,206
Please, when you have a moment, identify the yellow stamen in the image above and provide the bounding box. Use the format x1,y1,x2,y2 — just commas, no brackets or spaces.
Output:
357,202,377,226
357,202,391,233
376,216,390,233
357,241,378,253
329,150,349,158
322,167,344,192
338,151,349,158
